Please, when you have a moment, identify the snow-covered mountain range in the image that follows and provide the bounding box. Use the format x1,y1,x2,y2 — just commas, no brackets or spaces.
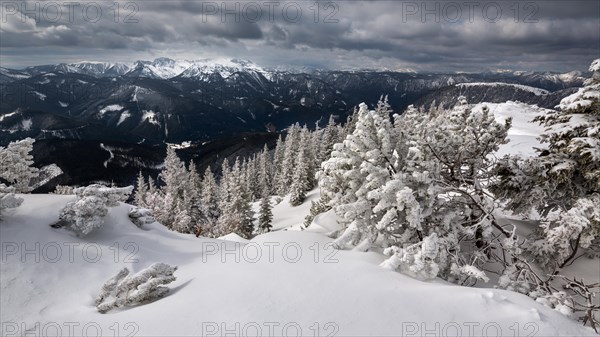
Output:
13,58,271,80
2,58,588,85
0,58,590,189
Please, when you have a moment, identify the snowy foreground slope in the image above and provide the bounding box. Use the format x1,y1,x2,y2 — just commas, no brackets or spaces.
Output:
1,195,596,336
1,102,597,336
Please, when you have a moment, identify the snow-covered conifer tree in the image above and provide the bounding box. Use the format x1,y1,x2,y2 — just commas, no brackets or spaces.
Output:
133,171,148,207
0,138,39,193
216,159,254,239
289,149,309,206
320,99,396,250
272,135,285,195
279,124,301,195
185,161,203,224
217,158,231,212
199,167,220,237
172,191,193,233
160,146,188,201
257,145,272,195
144,191,174,228
258,193,273,233
318,114,339,164
493,59,600,273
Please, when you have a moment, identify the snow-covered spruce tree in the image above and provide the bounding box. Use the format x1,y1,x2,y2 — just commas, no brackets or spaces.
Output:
300,125,318,189
257,146,274,233
160,146,188,201
185,161,203,226
318,114,340,164
216,159,254,239
322,97,513,284
95,263,177,313
494,59,600,216
56,184,134,237
172,190,193,233
376,99,511,283
258,191,273,233
0,137,39,193
303,115,344,228
133,171,148,207
340,105,360,140
154,147,197,233
492,60,600,266
279,124,302,195
320,98,396,250
491,60,600,327
244,157,260,202
257,145,273,196
218,158,232,209
534,60,600,267
272,135,286,195
0,184,23,219
199,167,220,237
289,149,309,206
144,190,175,228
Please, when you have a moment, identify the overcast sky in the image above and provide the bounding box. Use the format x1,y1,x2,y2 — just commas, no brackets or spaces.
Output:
1,0,598,72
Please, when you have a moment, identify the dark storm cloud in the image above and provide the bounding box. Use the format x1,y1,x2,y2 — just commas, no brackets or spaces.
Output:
0,0,598,71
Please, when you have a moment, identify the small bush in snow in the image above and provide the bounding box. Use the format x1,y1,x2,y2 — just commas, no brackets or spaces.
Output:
52,185,75,195
95,263,177,313
0,184,23,219
56,184,133,237
128,207,156,227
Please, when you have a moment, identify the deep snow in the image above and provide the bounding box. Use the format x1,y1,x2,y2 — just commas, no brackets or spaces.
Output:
1,192,596,336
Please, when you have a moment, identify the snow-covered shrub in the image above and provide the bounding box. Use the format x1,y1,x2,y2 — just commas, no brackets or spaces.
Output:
381,233,443,281
95,263,177,313
0,184,23,219
494,58,599,215
0,138,39,193
321,97,512,284
484,59,600,331
128,207,156,227
52,185,75,195
56,184,133,237
303,198,331,229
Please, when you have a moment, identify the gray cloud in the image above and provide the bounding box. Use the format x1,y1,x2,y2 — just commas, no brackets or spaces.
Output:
0,0,598,72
